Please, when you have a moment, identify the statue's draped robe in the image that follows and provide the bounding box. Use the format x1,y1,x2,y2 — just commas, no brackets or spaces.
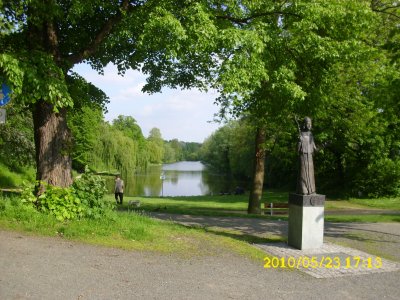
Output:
296,132,316,195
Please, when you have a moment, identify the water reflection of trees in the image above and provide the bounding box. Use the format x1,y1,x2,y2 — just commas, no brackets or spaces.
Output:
105,162,250,196
202,170,249,195
164,170,202,186
106,165,163,196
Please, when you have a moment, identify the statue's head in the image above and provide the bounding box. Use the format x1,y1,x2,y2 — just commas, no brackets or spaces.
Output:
303,117,312,131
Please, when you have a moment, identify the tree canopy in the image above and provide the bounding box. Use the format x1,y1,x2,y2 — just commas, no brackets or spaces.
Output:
0,0,218,188
1,0,399,200
198,1,400,199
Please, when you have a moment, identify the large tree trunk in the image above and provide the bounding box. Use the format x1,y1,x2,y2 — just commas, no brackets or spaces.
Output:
248,127,266,214
32,100,73,192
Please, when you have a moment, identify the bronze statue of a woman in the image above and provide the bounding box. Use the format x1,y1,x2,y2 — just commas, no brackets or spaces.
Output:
296,117,317,195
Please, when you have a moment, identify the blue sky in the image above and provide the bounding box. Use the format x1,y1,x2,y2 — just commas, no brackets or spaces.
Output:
73,64,221,143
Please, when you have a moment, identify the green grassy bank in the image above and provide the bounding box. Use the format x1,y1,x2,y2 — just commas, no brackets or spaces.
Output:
0,195,267,260
1,191,399,262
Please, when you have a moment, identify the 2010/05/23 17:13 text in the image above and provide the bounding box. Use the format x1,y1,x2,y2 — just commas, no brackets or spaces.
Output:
263,256,383,269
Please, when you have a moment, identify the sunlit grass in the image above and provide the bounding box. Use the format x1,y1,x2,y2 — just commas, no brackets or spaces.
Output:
108,192,400,223
0,196,266,260
105,190,290,214
1,190,399,265
0,163,35,188
348,197,400,210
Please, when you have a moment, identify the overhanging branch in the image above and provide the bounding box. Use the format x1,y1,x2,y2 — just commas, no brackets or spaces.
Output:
371,0,400,20
67,0,141,66
216,11,300,25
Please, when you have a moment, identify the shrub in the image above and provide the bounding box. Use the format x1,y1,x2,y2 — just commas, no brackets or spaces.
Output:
354,158,400,197
21,168,114,221
38,185,84,221
72,167,113,219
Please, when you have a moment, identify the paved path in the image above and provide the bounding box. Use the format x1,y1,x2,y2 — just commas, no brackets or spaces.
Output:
150,213,400,263
1,230,399,300
257,242,399,278
150,213,400,279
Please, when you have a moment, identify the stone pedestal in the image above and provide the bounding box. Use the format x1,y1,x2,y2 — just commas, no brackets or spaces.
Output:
288,193,325,250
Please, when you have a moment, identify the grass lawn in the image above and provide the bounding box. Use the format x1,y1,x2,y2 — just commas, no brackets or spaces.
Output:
111,192,400,223
1,190,399,261
0,195,267,260
106,191,289,215
348,197,400,210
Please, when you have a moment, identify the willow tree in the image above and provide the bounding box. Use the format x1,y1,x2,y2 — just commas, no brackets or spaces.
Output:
147,128,164,164
0,1,215,190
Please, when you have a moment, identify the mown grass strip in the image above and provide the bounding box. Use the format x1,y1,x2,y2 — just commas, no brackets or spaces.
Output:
111,194,400,223
0,196,266,261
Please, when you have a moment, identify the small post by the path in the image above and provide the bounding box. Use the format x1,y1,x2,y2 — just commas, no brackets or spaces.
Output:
288,117,325,250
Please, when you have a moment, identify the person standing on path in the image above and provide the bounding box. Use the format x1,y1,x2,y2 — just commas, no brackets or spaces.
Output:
115,175,124,204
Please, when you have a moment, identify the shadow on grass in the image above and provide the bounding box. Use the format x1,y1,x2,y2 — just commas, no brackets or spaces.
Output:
325,222,400,238
325,214,400,223
131,191,290,206
339,232,399,244
117,203,290,221
204,227,286,244
162,219,286,245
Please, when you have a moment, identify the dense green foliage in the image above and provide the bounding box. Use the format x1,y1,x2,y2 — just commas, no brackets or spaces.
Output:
200,120,254,177
0,105,35,170
0,111,201,190
0,0,220,188
200,119,293,185
196,1,400,198
0,108,201,188
163,139,202,163
1,1,399,199
68,114,201,176
20,169,111,221
147,128,164,164
0,105,35,187
201,112,400,197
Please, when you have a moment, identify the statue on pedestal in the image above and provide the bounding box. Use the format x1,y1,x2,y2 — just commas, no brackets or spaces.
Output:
289,117,325,250
296,117,317,195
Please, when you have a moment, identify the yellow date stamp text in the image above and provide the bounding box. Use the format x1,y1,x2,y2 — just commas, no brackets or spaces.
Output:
263,256,383,269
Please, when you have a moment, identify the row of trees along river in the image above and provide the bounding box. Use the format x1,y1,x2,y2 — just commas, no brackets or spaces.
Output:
3,106,400,199
0,110,245,197
1,1,400,214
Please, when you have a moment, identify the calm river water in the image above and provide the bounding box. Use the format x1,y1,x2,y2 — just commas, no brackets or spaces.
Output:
107,161,247,197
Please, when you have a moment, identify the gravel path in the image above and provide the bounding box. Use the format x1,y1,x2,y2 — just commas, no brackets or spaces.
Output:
1,224,400,300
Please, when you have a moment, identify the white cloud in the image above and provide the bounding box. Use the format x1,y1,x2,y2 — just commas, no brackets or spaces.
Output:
112,83,147,103
73,63,221,143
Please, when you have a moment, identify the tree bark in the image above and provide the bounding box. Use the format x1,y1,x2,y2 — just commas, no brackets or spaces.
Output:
248,127,266,214
32,100,73,193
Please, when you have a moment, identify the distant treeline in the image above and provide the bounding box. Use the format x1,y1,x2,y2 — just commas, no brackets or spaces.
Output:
199,118,400,198
0,105,201,185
